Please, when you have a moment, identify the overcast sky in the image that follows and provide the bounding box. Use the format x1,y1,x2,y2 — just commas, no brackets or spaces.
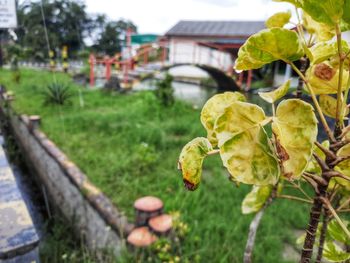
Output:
85,0,292,34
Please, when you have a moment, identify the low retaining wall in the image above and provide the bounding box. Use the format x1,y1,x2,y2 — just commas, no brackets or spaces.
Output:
0,100,134,256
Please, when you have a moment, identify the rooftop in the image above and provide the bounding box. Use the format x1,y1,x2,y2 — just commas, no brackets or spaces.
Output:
165,20,265,38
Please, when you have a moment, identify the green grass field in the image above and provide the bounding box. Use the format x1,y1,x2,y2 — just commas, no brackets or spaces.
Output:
0,69,312,262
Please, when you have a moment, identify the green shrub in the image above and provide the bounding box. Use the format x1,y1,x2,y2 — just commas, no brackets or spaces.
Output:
155,73,174,106
43,82,73,106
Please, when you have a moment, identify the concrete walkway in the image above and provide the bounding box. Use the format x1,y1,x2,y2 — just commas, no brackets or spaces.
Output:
0,139,39,262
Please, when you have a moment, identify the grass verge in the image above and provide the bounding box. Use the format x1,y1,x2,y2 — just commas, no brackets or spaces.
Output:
0,69,311,262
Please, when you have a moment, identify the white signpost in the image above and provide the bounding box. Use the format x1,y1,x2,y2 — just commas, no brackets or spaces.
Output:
0,0,17,28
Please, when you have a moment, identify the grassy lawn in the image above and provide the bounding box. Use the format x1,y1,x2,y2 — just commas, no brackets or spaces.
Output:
0,69,312,262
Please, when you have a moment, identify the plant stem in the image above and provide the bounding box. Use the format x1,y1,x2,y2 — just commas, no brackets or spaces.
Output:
315,141,337,159
335,24,345,133
315,208,329,263
336,197,350,212
243,205,267,263
277,194,313,204
321,197,350,239
207,149,220,156
300,177,330,263
296,56,308,98
290,62,335,142
243,186,276,263
340,125,350,139
289,181,313,201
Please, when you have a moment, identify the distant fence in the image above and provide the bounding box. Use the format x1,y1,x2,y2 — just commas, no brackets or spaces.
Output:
18,60,84,73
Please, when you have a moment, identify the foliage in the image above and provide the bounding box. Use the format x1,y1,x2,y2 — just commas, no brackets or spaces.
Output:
0,69,310,262
235,28,304,70
258,79,290,103
15,0,93,57
10,1,137,58
265,11,291,28
179,1,350,262
178,137,212,190
155,73,175,106
43,82,72,106
92,19,137,56
242,186,272,214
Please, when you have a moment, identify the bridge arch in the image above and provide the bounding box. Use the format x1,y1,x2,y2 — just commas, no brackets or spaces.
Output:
161,63,241,92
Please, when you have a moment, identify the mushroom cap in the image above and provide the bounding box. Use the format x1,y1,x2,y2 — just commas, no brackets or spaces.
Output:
134,196,163,212
127,227,158,247
149,214,173,233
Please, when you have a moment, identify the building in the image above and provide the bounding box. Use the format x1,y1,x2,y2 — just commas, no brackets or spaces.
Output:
164,20,265,76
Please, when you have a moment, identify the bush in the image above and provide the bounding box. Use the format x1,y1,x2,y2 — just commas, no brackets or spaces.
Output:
43,83,73,106
155,73,174,106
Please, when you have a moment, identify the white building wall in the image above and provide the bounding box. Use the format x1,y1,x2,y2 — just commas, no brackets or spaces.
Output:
169,38,232,72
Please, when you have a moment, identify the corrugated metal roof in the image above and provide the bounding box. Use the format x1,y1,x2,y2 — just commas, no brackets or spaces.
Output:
165,20,265,37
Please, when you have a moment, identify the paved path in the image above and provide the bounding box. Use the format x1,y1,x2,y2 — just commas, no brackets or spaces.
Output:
0,138,40,262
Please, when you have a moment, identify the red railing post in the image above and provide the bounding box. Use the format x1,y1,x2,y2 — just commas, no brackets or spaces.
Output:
105,56,111,81
161,44,167,66
89,54,95,87
246,70,253,91
237,71,244,87
144,50,149,65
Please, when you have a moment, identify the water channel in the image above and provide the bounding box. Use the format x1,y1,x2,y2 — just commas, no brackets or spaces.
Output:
134,78,329,140
135,79,273,113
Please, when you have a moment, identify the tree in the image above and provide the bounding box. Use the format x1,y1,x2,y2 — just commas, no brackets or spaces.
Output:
15,0,94,58
178,2,350,263
93,19,137,56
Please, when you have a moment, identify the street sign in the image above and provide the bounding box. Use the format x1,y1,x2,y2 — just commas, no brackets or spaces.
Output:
0,0,17,28
131,34,159,45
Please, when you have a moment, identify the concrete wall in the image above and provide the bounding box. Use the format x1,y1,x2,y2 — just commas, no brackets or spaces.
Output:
0,103,134,256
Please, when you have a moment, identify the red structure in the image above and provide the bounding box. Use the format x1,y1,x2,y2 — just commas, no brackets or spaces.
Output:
88,41,169,88
88,22,258,90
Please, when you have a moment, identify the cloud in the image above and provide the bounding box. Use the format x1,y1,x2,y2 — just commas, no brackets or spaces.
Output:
85,0,290,34
193,0,238,7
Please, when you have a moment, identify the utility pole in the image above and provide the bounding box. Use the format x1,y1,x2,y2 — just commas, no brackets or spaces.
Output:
0,0,18,67
0,30,3,68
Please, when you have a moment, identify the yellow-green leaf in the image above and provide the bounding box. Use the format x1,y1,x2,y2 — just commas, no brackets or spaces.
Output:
310,40,349,67
303,13,335,41
328,41,350,68
323,242,350,262
308,42,337,65
258,79,290,103
328,220,350,245
272,99,318,179
306,140,330,174
302,0,344,26
273,0,302,8
219,127,280,185
306,62,350,95
320,94,349,118
335,144,350,190
266,11,291,28
235,28,304,71
343,0,350,26
178,137,213,191
214,101,267,147
242,185,272,214
200,92,246,147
